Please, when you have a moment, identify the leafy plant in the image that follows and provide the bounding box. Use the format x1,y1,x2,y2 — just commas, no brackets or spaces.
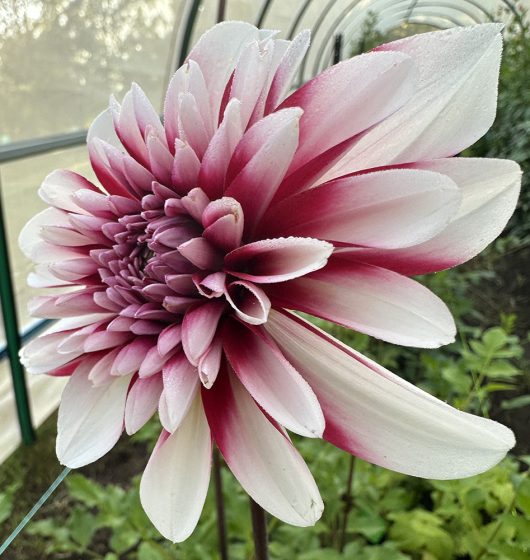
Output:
0,482,20,528
25,449,529,559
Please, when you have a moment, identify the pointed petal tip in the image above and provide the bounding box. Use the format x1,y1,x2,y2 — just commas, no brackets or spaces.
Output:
266,310,515,481
140,400,211,544
430,417,515,481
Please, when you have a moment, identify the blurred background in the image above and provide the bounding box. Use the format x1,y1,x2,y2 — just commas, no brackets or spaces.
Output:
0,1,529,558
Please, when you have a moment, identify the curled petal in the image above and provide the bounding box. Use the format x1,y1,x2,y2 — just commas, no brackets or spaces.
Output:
203,198,244,252
178,237,223,270
198,334,222,388
181,188,210,223
182,300,225,365
193,272,226,299
225,280,271,325
225,237,333,284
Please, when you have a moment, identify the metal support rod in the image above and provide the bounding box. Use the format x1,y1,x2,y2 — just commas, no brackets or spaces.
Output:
406,0,419,21
287,0,314,39
0,173,35,445
333,34,343,65
255,0,274,28
178,0,202,67
0,318,51,361
213,448,229,560
0,467,70,554
250,498,269,560
217,0,226,23
0,130,87,164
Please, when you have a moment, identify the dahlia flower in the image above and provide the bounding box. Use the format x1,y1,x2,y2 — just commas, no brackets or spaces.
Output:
20,21,520,542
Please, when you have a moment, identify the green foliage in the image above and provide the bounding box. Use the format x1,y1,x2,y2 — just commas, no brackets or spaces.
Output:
416,323,524,415
0,481,20,527
24,451,530,559
350,11,385,55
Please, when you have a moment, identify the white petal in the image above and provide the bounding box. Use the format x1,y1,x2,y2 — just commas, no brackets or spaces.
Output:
267,258,456,348
266,311,515,480
125,376,163,435
325,24,503,178
19,207,75,261
87,107,123,148
202,369,323,526
140,397,211,543
186,21,260,125
56,369,131,468
266,29,311,112
20,331,84,374
262,168,461,249
223,319,324,437
159,354,199,433
339,158,522,275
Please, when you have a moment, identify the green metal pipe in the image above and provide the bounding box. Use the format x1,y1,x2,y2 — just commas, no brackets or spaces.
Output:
287,0,313,39
0,173,35,445
0,130,86,164
255,0,274,28
178,0,202,67
217,0,226,23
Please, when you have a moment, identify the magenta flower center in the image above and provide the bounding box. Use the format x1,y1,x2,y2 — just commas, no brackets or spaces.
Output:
95,183,273,350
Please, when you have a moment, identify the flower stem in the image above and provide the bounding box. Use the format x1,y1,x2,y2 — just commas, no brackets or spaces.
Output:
213,448,229,560
338,455,356,552
250,498,269,560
